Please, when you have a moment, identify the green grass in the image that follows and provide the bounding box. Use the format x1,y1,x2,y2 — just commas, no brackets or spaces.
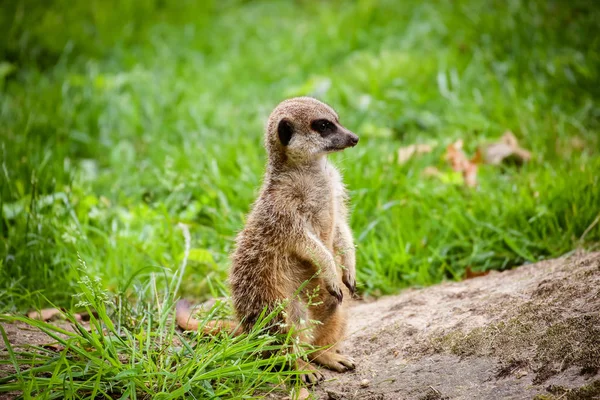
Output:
1,252,306,399
1,0,599,397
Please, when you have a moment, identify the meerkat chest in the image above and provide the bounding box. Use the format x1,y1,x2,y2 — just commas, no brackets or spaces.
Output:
310,190,336,248
306,165,342,249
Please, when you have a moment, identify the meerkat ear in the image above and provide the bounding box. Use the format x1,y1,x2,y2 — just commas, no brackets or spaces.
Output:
277,119,294,146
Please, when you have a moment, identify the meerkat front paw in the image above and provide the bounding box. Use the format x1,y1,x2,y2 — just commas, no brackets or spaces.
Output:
313,352,356,373
342,271,356,295
325,281,343,303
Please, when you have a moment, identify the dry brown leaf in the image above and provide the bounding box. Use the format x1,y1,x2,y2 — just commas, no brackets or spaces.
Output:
27,308,63,321
444,140,479,187
445,139,469,171
482,131,531,166
465,266,491,280
42,343,65,352
463,162,478,188
421,166,442,177
297,388,310,400
443,132,530,187
27,308,83,322
285,387,310,400
422,166,442,178
398,143,433,164
471,148,484,164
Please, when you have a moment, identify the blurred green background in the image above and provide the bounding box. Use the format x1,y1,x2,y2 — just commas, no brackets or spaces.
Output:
1,0,599,311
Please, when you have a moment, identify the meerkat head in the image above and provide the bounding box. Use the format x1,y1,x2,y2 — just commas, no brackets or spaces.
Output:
265,97,359,168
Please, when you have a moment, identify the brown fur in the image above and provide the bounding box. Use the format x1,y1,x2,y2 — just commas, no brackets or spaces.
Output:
177,97,359,384
176,299,242,335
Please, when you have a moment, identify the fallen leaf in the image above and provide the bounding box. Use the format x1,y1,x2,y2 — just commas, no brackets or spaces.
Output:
285,387,310,400
421,166,442,178
41,343,65,352
482,131,531,166
397,143,433,164
444,140,480,187
463,162,478,188
27,308,84,322
471,148,484,164
465,266,491,280
445,139,469,171
27,308,63,321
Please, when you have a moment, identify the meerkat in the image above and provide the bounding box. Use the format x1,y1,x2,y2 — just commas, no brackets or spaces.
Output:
177,97,359,385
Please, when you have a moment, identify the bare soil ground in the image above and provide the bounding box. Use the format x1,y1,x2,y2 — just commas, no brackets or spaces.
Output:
316,251,600,400
2,252,599,399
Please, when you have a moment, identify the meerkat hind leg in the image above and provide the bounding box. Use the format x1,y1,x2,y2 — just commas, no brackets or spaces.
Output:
279,299,325,386
296,359,325,386
307,291,356,372
311,343,356,372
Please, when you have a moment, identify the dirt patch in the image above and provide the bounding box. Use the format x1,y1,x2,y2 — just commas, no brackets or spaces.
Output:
0,319,78,400
2,252,599,399
316,251,600,399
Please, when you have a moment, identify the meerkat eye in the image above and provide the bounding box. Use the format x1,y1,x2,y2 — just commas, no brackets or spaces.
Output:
310,119,336,137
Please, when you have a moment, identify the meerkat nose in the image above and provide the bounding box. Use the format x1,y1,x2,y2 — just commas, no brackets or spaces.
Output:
349,134,359,146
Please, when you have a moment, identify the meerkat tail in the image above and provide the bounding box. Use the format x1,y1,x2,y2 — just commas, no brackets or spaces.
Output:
175,299,240,335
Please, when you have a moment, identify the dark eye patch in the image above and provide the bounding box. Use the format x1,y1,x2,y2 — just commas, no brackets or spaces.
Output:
310,119,337,137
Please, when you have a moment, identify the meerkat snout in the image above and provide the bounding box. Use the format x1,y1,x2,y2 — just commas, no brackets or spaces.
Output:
309,118,359,152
